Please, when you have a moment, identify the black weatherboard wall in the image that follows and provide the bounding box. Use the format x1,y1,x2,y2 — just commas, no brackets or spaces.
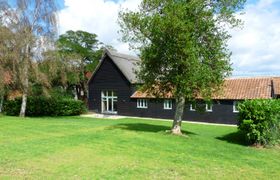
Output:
184,101,238,124
128,99,237,124
88,52,238,124
88,55,133,115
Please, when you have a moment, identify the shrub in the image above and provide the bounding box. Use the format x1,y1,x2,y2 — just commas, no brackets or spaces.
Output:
3,96,86,116
49,87,74,100
238,99,280,146
3,98,22,116
55,99,87,116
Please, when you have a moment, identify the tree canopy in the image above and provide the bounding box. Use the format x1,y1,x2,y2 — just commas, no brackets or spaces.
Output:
0,0,58,117
119,0,246,134
56,30,112,101
57,30,102,72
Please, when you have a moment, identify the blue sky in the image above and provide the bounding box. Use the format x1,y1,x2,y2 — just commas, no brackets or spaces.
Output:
8,0,280,77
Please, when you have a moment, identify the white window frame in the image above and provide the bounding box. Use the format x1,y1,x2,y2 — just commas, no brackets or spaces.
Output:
190,103,196,111
137,99,148,109
233,101,239,113
163,99,172,110
101,91,118,114
205,103,213,112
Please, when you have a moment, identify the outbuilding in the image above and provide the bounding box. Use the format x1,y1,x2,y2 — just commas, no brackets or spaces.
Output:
88,49,280,124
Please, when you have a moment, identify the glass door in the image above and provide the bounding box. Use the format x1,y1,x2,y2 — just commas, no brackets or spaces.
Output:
101,91,118,114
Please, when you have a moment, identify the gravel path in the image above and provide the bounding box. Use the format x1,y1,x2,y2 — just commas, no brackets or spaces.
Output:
81,113,237,127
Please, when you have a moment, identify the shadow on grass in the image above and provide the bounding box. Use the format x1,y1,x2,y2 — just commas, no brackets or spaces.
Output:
216,131,249,146
108,123,197,136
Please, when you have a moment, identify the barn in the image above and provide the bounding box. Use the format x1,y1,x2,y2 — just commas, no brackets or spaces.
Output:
88,49,280,124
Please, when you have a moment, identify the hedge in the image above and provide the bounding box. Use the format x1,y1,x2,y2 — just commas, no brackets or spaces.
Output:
238,99,280,146
3,96,86,116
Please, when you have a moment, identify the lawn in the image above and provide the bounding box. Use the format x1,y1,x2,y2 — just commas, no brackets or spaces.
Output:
0,116,279,179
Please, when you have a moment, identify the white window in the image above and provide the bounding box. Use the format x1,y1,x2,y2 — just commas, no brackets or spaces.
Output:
137,99,148,108
206,103,213,112
101,91,118,114
164,99,172,110
190,103,196,111
233,101,239,113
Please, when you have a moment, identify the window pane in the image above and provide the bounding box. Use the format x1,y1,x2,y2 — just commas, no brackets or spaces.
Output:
190,102,196,111
146,100,148,107
137,99,148,108
108,98,112,111
103,100,107,112
164,100,171,109
233,101,239,112
113,101,117,112
206,103,212,111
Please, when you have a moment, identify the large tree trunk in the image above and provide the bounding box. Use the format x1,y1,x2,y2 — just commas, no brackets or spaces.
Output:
20,92,28,117
19,46,29,117
171,95,185,135
0,95,4,113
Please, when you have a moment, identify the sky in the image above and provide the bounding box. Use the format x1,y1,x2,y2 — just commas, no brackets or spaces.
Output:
57,0,280,77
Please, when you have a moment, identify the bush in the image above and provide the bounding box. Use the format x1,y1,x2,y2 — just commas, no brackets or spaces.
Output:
49,87,74,100
3,96,86,116
238,99,280,146
55,99,87,116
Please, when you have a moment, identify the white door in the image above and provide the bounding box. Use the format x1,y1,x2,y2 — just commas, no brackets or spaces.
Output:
101,91,117,114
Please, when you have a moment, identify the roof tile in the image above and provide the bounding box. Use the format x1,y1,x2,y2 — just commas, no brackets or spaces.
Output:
131,77,276,100
273,77,280,95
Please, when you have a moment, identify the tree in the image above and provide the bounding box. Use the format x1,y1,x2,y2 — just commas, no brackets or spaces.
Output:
119,0,246,134
0,66,5,113
0,24,15,113
57,30,109,101
0,0,58,117
39,49,82,98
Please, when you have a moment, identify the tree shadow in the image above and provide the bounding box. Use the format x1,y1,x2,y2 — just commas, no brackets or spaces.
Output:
108,123,197,136
216,131,249,146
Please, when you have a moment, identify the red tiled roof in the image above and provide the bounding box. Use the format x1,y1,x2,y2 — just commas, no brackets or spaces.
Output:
212,77,272,100
85,72,92,79
131,77,277,100
273,77,280,95
131,90,173,99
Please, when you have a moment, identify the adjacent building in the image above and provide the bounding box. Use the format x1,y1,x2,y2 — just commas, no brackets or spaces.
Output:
88,49,280,124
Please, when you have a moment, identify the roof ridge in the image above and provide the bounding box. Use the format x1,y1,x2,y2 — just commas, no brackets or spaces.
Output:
111,54,140,62
106,49,140,62
226,76,275,80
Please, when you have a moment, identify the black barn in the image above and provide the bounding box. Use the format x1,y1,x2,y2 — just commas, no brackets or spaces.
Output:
88,49,279,124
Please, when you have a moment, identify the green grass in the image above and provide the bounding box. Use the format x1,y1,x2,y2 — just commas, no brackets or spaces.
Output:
0,116,279,179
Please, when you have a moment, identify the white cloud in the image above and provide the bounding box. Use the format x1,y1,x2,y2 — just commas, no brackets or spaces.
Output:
58,0,141,54
229,0,280,76
58,0,280,76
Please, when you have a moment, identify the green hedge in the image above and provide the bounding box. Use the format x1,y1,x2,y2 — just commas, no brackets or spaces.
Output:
3,97,86,116
238,99,280,146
